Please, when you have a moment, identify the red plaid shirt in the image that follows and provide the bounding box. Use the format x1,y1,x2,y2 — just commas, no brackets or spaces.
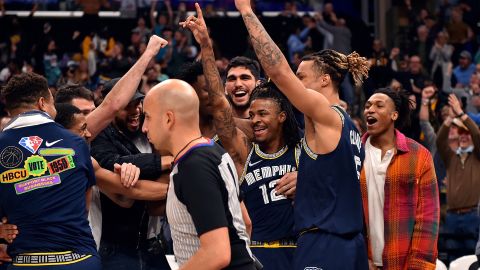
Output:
360,130,440,270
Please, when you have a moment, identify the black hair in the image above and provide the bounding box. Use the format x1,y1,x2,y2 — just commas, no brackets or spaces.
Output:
226,56,261,80
176,61,204,85
373,87,412,130
1,72,50,111
249,81,300,148
55,84,94,104
54,103,81,129
302,49,370,89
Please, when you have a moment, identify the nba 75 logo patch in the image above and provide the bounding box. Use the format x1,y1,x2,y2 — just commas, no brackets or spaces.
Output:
19,136,43,154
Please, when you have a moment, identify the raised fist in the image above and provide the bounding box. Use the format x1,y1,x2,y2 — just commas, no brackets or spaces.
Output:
421,86,435,99
235,0,253,13
145,35,168,58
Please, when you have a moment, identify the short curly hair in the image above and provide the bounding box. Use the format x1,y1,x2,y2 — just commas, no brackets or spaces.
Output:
1,72,51,111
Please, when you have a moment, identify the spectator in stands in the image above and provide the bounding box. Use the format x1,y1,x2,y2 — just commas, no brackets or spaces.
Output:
300,15,331,52
365,39,393,96
410,25,431,68
430,31,454,92
150,0,173,37
452,50,476,88
103,42,134,79
315,12,351,55
436,94,480,261
419,85,447,191
445,7,473,64
395,55,428,96
165,29,196,76
287,25,311,65
132,17,151,44
451,72,480,114
43,39,61,87
362,88,439,270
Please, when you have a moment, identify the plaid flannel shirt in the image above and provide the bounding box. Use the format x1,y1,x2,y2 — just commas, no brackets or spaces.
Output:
360,130,440,270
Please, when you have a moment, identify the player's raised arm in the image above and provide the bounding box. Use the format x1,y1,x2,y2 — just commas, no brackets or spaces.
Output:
181,3,250,170
87,35,168,139
233,1,331,123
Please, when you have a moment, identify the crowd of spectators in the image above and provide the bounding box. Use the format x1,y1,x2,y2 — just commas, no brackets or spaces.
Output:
1,0,480,265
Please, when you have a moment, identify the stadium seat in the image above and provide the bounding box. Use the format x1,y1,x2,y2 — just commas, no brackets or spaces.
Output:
449,255,478,270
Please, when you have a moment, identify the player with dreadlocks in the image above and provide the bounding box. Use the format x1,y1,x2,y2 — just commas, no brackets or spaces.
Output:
181,4,301,269
234,0,371,269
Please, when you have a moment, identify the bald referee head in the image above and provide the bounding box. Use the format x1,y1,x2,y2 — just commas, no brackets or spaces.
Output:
142,79,202,156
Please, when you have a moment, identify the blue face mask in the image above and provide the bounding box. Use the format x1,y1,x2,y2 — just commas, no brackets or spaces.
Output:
456,145,474,155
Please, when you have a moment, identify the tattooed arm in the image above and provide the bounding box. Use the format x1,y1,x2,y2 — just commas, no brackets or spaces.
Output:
234,0,336,126
181,3,251,170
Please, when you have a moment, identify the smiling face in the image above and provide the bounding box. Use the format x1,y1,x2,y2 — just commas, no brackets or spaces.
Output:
115,99,143,133
364,93,398,137
249,98,285,146
225,66,257,110
458,128,473,149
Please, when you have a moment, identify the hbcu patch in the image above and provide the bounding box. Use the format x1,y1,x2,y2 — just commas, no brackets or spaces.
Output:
48,155,76,175
24,155,48,177
0,146,24,168
14,174,61,195
18,136,43,154
0,168,29,184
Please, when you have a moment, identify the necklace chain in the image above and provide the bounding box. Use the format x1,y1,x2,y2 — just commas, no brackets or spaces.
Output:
172,135,203,165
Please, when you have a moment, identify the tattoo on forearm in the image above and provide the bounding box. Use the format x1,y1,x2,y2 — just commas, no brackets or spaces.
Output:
200,41,224,101
242,12,283,67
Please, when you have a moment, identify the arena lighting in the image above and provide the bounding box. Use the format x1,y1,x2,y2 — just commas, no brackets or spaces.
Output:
4,10,311,18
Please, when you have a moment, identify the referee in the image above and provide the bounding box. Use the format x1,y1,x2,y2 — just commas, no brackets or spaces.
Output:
142,79,256,270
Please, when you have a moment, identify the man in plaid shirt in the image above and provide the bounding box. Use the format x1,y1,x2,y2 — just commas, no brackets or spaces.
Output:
361,88,440,270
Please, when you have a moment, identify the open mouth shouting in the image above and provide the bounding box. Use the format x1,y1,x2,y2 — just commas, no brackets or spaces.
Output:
366,116,378,128
127,114,141,129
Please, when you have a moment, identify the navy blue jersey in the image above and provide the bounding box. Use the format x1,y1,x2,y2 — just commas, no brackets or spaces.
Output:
0,111,97,256
240,143,300,241
294,106,365,235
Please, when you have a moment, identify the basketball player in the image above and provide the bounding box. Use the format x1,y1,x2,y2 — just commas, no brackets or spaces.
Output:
0,73,100,269
181,5,300,269
235,0,371,269
142,79,255,269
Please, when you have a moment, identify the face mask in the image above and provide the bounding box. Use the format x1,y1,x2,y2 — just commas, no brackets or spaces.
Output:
456,145,474,155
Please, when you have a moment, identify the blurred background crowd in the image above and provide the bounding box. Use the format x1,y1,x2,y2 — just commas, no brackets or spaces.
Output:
1,0,480,266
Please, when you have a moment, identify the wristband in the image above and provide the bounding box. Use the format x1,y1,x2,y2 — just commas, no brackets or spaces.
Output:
457,111,465,117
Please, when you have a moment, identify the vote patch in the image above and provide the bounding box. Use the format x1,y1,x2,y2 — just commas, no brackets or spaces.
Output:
24,155,48,177
0,146,23,168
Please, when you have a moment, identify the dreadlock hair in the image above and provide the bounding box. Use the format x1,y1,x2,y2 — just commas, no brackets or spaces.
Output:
373,87,412,130
302,49,370,89
249,81,300,148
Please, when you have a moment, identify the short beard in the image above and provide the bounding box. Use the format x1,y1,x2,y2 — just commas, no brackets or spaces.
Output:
226,95,250,115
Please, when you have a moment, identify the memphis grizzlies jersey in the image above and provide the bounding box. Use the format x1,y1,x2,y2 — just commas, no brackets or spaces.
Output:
294,105,365,236
240,143,300,241
0,111,97,256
